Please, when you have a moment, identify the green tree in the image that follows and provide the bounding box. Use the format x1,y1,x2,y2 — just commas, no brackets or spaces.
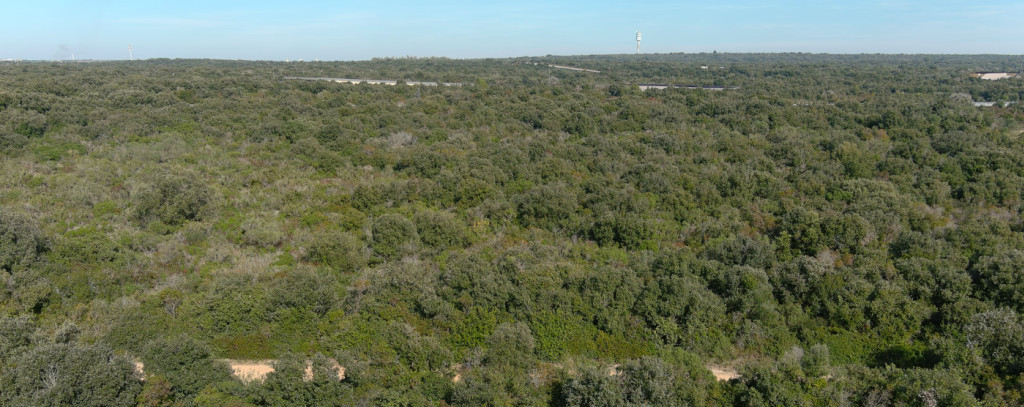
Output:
141,336,233,400
0,343,142,407
371,214,418,259
0,208,47,272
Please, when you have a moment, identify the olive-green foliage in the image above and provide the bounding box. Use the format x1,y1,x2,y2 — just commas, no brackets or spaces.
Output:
371,213,418,259
516,183,578,230
254,353,350,406
971,251,1024,312
0,208,47,272
304,230,366,273
141,336,233,400
51,226,127,267
963,309,1023,375
3,56,1024,406
414,210,467,251
0,342,141,407
801,344,831,377
484,322,535,368
268,268,339,315
33,141,86,162
130,171,212,227
561,365,624,407
184,276,268,342
0,315,35,361
240,214,283,248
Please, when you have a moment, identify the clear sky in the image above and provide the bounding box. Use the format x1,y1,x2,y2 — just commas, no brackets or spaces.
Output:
3,0,1022,61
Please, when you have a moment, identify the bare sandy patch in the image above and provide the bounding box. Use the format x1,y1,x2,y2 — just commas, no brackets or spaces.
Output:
223,360,276,383
220,359,345,383
707,365,740,381
133,360,146,380
303,359,346,381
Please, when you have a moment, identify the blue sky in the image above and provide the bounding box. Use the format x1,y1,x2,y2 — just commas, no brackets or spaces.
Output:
3,0,1022,60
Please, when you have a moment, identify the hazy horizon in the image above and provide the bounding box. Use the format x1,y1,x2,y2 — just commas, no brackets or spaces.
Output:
4,0,1023,61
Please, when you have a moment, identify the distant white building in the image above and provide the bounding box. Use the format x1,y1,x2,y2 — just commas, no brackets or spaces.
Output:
971,72,1019,80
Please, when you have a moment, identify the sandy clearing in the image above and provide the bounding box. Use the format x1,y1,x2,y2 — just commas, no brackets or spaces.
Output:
707,366,740,381
133,359,344,384
133,360,145,380
223,360,276,383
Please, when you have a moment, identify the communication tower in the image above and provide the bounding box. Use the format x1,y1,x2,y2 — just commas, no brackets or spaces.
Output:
636,31,641,54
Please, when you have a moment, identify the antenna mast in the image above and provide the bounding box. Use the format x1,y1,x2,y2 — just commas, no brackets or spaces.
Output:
129,45,133,61
636,31,642,54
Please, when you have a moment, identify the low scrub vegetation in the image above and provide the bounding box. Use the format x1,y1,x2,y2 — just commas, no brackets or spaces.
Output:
1,54,1024,405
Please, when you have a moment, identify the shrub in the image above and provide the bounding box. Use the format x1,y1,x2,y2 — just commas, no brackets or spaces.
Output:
0,315,35,361
304,230,366,273
484,322,535,368
268,267,339,315
371,214,418,259
51,226,129,268
801,344,831,377
0,208,47,272
34,141,86,162
619,357,674,406
963,308,1023,375
516,183,578,230
130,171,212,227
240,214,283,248
414,210,467,251
972,250,1024,312
141,336,232,400
0,343,142,407
561,365,623,407
0,130,28,156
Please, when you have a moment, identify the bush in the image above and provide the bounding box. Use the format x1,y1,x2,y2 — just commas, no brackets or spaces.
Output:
0,208,47,272
141,336,233,400
130,171,212,227
371,214,418,259
619,357,674,406
0,343,142,407
268,268,339,315
34,141,86,162
516,183,578,230
972,250,1024,312
801,344,831,377
0,315,35,361
414,210,467,251
0,130,28,156
963,308,1023,375
561,365,623,407
240,214,283,248
484,322,535,368
304,230,366,273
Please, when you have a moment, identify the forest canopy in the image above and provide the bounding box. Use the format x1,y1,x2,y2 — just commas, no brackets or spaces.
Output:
1,53,1024,406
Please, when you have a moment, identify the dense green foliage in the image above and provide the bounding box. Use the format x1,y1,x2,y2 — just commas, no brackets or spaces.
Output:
1,54,1024,405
